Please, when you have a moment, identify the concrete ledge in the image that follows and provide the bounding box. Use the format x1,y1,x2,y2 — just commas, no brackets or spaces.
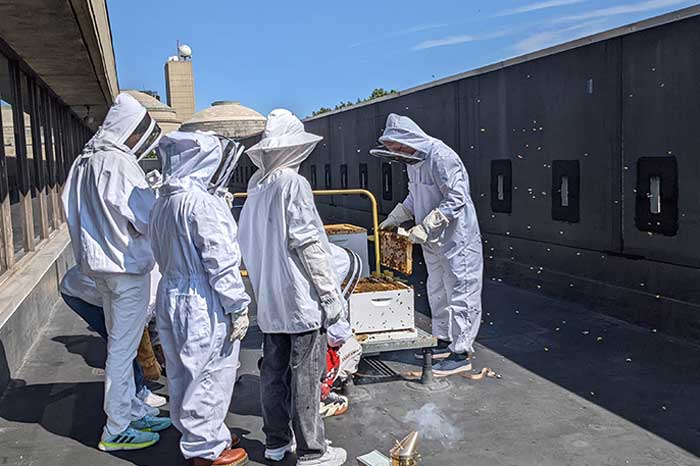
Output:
0,228,73,393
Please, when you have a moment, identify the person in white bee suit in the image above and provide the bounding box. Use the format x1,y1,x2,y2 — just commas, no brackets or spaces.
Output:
372,113,483,376
150,131,250,466
61,92,172,452
238,109,347,466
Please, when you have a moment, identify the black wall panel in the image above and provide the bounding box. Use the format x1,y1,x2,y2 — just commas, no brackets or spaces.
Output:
475,40,621,252
231,14,700,337
621,15,700,267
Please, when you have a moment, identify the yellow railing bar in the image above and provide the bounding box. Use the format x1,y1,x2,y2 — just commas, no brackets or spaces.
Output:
233,188,381,275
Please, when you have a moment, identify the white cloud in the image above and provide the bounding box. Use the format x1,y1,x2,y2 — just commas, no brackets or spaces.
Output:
349,23,447,48
412,34,477,50
513,20,608,53
495,0,587,17
553,0,691,22
412,30,512,51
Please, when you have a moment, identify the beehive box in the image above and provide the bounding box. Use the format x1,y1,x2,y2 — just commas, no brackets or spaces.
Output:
325,224,370,277
379,230,413,275
350,277,414,334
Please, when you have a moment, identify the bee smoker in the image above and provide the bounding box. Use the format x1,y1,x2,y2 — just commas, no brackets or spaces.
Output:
390,431,420,466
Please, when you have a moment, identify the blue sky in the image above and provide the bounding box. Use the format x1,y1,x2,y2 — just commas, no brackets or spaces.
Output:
110,0,697,118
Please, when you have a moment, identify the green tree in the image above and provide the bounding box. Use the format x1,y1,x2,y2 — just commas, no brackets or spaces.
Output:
310,88,397,118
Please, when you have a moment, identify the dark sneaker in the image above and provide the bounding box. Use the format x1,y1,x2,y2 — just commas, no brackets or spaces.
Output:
320,392,349,418
414,340,452,360
432,353,473,376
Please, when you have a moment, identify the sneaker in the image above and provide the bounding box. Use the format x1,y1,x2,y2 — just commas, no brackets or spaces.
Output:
414,339,452,360
137,387,167,408
432,353,473,376
145,405,160,417
265,439,297,461
297,446,347,466
130,415,172,432
193,448,249,466
98,427,159,451
320,392,349,418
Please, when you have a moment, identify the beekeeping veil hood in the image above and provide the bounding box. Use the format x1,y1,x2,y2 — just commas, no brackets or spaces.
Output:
245,109,322,185
374,113,433,164
209,134,244,194
89,92,163,161
157,131,222,196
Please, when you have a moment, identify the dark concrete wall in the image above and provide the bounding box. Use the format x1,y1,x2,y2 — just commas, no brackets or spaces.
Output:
0,236,73,394
234,15,700,342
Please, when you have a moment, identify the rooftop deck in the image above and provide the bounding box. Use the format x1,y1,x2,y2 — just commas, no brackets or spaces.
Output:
1,262,699,466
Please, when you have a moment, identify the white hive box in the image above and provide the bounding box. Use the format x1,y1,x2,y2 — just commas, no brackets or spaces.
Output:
325,224,370,277
350,277,415,334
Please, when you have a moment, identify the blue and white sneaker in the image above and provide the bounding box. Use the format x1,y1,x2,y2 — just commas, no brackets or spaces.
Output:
432,353,473,376
98,427,159,451
130,415,172,432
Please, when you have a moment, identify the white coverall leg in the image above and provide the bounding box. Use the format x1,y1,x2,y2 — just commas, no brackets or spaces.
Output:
95,273,152,436
156,294,240,459
424,242,483,354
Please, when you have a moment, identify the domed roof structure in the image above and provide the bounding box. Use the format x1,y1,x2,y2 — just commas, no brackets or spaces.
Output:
181,101,266,140
123,89,182,134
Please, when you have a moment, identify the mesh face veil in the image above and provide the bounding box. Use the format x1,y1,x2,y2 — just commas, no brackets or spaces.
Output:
209,135,244,193
369,147,423,165
129,113,163,161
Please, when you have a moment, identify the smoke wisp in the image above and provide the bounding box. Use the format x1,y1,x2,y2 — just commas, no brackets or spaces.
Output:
403,403,464,447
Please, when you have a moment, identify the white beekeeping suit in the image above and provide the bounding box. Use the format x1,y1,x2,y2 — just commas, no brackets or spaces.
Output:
375,114,483,355
238,109,347,465
239,110,344,334
61,92,168,448
150,131,250,463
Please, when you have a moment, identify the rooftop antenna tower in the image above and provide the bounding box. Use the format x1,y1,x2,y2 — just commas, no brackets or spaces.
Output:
164,40,195,121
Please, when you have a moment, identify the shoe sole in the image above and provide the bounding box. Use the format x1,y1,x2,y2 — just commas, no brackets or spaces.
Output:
414,352,451,361
217,452,249,466
432,362,473,377
321,403,349,418
264,447,295,462
98,438,158,452
299,451,347,466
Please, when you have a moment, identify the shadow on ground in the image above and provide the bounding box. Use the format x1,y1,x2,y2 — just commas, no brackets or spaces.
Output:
404,252,700,459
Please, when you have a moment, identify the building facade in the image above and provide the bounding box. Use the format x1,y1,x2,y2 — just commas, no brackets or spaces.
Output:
181,100,266,140
164,59,195,123
0,0,117,392
123,89,181,135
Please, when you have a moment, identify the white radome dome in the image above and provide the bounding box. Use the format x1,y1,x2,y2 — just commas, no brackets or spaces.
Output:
178,44,192,58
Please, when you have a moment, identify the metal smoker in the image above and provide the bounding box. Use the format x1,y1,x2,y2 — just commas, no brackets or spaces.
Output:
390,431,420,466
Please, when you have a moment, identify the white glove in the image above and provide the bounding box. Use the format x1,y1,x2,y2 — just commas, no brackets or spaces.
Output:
379,203,413,230
215,188,234,209
422,208,449,237
408,224,428,244
297,241,346,328
229,310,250,342
321,295,345,328
146,170,163,189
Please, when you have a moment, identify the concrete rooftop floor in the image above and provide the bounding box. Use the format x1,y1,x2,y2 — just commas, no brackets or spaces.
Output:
1,262,699,466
